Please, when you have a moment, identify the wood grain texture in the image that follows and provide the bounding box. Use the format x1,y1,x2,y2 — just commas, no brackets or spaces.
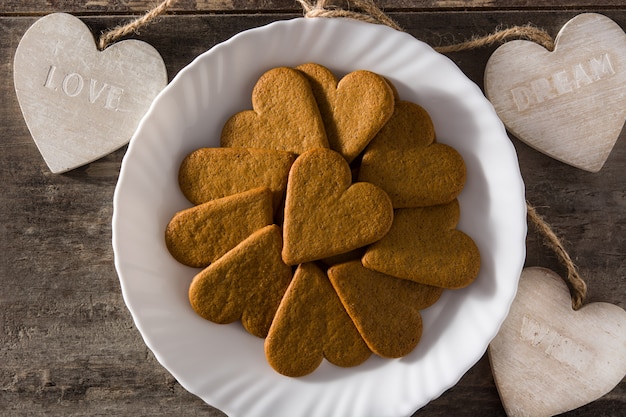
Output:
2,5,625,417
2,0,626,14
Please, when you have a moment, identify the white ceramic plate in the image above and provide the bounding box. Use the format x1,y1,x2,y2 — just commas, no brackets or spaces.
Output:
113,17,526,417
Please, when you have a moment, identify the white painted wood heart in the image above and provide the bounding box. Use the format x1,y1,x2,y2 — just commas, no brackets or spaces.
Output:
14,13,167,173
484,13,626,172
489,267,626,417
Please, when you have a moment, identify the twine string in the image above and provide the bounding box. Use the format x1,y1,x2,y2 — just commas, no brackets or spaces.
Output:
299,0,555,51
434,25,555,53
297,0,402,30
99,0,586,308
98,0,176,50
526,205,588,310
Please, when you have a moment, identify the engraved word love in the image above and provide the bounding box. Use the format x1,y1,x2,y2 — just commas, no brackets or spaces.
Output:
43,65,125,111
485,13,626,172
14,13,167,173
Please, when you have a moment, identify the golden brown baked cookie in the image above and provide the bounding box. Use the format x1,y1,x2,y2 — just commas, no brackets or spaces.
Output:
220,66,328,154
281,148,394,265
362,200,480,289
165,187,273,268
296,63,395,162
358,100,466,208
264,262,371,377
384,76,400,101
319,247,366,268
188,225,293,338
328,260,443,358
178,147,295,210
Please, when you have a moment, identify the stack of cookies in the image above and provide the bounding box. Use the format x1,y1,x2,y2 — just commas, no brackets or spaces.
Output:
164,63,481,377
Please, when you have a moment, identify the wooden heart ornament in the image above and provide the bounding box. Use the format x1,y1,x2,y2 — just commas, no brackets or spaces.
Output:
489,267,626,416
13,13,167,173
484,13,626,172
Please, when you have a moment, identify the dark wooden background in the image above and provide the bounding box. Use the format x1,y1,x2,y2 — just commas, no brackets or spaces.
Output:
1,1,625,416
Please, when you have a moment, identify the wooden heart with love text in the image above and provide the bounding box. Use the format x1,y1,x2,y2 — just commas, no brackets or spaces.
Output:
14,13,167,173
489,267,626,416
484,13,626,172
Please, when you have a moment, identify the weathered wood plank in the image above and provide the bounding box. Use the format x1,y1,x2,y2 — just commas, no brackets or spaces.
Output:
2,0,626,15
2,9,624,417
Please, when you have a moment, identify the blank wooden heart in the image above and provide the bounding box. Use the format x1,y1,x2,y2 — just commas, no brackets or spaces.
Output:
484,13,626,172
488,267,626,416
14,13,167,173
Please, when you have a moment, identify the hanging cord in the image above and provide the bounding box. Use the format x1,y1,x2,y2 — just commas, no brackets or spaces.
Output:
298,0,555,51
297,0,402,30
98,0,176,50
434,25,555,53
526,204,588,309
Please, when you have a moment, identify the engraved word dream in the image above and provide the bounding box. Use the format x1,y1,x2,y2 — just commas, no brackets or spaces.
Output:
510,52,615,111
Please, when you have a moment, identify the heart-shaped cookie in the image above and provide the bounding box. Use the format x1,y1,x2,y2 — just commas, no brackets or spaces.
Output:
178,147,295,209
328,260,443,358
282,148,394,265
484,13,626,172
296,63,395,162
362,200,480,289
165,187,273,268
13,13,167,173
220,66,328,154
264,262,371,377
358,101,466,208
489,267,626,416
188,225,293,338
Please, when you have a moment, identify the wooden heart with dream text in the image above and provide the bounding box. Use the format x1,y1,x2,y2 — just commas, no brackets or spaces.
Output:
14,13,167,173
489,267,626,416
484,13,626,172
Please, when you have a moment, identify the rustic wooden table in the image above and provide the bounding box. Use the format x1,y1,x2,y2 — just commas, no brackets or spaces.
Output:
2,1,625,416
